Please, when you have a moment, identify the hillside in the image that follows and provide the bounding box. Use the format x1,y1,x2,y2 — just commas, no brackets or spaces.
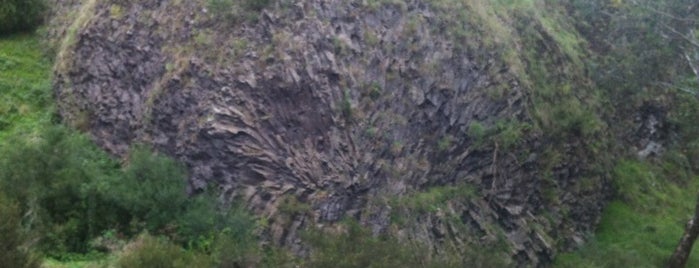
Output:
48,0,613,265
1,0,699,267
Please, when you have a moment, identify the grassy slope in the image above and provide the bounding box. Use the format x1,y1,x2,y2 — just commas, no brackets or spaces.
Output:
0,33,52,138
555,160,699,267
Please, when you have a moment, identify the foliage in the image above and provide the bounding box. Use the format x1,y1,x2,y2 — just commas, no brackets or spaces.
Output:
207,0,273,23
0,34,51,137
577,0,697,81
467,121,487,146
115,234,212,268
341,89,353,122
4,1,699,267
0,192,41,268
565,0,698,116
105,146,191,236
391,184,476,214
0,0,46,35
668,95,699,173
0,32,269,265
304,218,512,267
467,120,531,149
304,220,429,268
0,130,263,262
0,128,258,256
0,125,122,255
182,199,265,267
554,159,699,267
551,2,699,264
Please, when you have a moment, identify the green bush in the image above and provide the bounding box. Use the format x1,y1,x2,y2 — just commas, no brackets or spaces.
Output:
105,146,191,236
211,230,260,268
0,126,123,255
0,0,46,35
0,126,226,256
115,234,212,268
0,193,40,268
303,218,513,267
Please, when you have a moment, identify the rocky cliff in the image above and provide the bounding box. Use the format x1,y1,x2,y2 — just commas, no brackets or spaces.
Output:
50,0,613,265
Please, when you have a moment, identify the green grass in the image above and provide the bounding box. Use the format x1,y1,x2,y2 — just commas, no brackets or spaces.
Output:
43,257,109,268
0,33,53,139
554,160,699,267
391,184,477,215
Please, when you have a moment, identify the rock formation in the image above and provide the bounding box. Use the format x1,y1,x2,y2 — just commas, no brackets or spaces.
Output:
50,0,612,265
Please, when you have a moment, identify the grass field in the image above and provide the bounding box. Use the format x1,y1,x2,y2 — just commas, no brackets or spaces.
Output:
0,33,52,139
555,160,699,267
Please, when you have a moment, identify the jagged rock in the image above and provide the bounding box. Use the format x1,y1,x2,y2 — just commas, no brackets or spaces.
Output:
49,0,612,266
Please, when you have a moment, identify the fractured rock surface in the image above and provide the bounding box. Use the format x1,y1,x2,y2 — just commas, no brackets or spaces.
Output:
51,0,611,265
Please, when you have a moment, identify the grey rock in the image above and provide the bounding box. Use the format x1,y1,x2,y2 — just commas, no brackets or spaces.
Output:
50,0,612,266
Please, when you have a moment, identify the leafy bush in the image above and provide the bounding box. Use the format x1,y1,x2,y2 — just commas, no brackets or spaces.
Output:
105,146,191,236
0,0,46,34
115,234,212,268
0,126,122,255
0,192,40,268
211,230,261,268
0,126,236,257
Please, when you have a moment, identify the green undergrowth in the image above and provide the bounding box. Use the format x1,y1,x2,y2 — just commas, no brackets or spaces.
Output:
0,0,46,35
554,159,699,267
424,0,603,148
0,33,52,138
391,184,477,216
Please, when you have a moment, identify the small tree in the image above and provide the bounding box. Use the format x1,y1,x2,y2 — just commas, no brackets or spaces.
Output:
0,0,46,34
0,193,40,268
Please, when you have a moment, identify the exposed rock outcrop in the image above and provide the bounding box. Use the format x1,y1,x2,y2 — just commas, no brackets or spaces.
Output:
51,0,612,265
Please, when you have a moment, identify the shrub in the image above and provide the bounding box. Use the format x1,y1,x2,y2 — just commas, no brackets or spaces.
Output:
211,231,260,268
0,126,259,258
0,193,40,268
0,0,46,35
177,198,268,267
105,146,191,236
304,220,428,268
0,125,122,255
468,121,488,146
115,234,212,268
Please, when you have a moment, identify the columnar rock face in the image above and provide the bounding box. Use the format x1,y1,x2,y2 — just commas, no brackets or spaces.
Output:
52,0,611,265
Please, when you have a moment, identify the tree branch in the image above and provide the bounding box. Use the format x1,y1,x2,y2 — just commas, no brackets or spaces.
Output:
685,53,699,86
668,192,699,268
636,2,698,23
661,23,699,49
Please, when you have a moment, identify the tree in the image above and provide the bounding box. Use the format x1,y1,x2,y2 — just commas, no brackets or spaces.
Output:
569,0,699,266
670,192,699,268
654,2,699,267
0,0,46,34
0,193,40,268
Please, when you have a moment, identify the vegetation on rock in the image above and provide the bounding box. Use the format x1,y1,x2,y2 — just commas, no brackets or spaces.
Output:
2,0,699,267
